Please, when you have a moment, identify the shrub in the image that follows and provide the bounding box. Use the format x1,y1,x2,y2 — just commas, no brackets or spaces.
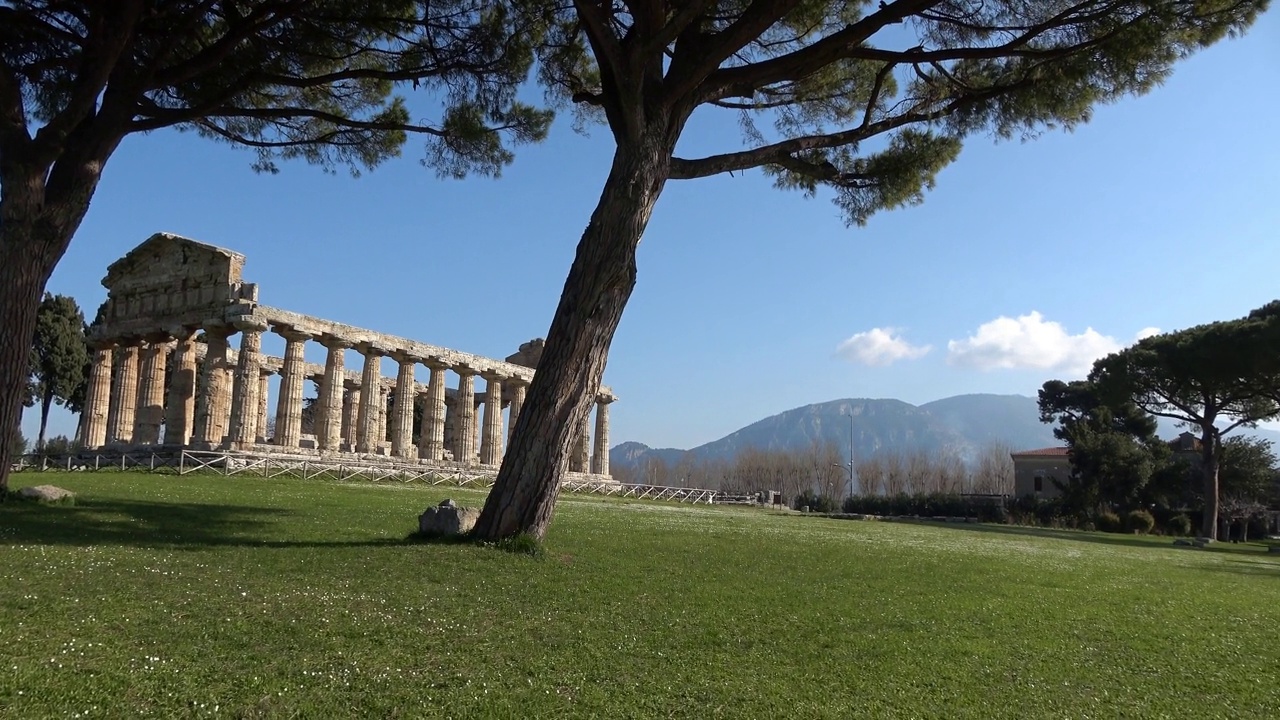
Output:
1166,513,1192,536
11,427,26,456
840,493,1009,522
1096,511,1123,533
793,491,838,513
1125,509,1156,535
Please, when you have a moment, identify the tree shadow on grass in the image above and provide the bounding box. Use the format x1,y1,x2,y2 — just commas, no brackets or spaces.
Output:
913,520,1280,558
0,498,409,550
1197,558,1280,578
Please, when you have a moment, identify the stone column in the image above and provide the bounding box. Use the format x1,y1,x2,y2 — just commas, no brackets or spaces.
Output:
443,395,457,460
227,320,268,448
192,326,231,445
592,397,612,475
375,382,389,451
471,397,482,464
163,330,199,445
355,345,384,453
454,368,476,464
418,361,448,461
106,340,141,444
212,336,236,444
414,391,429,457
571,415,590,472
256,369,271,442
131,336,170,444
341,382,359,448
305,375,323,438
506,379,527,447
480,374,504,465
391,354,418,459
272,329,310,448
81,340,115,448
317,337,350,451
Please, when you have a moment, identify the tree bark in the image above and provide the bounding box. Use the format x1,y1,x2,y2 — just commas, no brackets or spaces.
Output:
471,133,673,541
0,145,110,492
0,224,71,492
1199,427,1220,539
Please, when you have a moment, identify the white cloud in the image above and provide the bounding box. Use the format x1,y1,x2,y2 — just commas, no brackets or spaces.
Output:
1135,327,1162,341
946,311,1121,374
836,327,931,367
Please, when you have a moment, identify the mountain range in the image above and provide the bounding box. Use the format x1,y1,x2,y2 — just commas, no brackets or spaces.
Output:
610,394,1280,472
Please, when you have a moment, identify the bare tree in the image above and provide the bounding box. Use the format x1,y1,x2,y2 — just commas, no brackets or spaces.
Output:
937,450,969,495
905,449,935,495
857,456,886,497
884,452,908,496
973,443,1015,495
642,456,671,487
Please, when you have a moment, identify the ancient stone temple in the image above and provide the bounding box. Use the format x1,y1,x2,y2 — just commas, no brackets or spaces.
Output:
81,233,615,477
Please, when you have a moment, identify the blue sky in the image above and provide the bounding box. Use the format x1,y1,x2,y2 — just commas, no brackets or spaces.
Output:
23,11,1280,450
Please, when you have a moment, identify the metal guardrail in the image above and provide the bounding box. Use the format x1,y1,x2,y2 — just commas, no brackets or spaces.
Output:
11,451,746,505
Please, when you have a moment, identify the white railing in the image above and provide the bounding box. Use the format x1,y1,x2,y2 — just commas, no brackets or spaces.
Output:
11,450,747,505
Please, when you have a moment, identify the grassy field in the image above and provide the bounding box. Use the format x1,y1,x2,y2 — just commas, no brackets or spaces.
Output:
2,473,1278,719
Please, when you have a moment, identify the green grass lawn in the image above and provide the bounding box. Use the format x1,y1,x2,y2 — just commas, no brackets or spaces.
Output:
2,473,1278,719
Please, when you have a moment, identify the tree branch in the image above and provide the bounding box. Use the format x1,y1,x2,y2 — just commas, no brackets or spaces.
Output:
664,0,802,103
862,61,895,127
642,0,717,57
669,86,998,181
133,105,449,137
29,2,144,165
148,1,307,89
698,0,942,103
572,0,633,138
0,59,32,158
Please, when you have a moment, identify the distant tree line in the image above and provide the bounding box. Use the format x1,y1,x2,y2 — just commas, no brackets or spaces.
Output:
611,440,1016,509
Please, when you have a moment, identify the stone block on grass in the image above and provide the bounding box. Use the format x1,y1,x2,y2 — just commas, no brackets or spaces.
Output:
17,485,75,503
418,499,479,537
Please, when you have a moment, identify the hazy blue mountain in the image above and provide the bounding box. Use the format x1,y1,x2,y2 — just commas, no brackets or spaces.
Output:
609,393,1280,474
684,398,969,463
920,394,1058,454
609,441,686,470
611,394,1053,472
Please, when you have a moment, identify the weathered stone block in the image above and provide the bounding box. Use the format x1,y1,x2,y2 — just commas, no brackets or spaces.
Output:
17,485,75,503
418,499,479,537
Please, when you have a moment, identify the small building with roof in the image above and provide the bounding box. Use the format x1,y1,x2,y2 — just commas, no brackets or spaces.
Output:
1009,446,1071,499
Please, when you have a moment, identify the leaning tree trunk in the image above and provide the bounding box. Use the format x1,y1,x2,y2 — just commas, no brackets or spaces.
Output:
471,134,673,541
1199,428,1220,539
0,224,70,493
0,147,108,494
